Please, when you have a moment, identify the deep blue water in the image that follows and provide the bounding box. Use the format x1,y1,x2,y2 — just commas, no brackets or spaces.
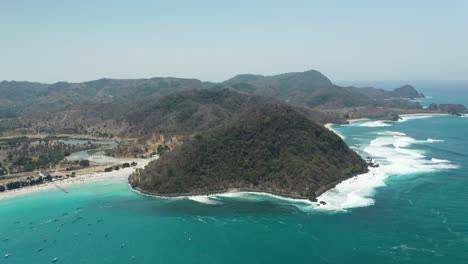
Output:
335,80,468,106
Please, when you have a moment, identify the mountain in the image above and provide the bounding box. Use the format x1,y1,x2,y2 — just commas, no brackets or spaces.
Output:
0,70,426,116
130,103,368,200
19,88,347,138
349,84,425,100
124,89,272,136
124,88,349,137
223,70,422,110
428,103,467,116
390,84,425,98
0,69,440,135
224,70,348,108
0,77,207,117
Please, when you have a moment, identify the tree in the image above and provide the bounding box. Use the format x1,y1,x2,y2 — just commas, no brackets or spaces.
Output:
80,160,90,167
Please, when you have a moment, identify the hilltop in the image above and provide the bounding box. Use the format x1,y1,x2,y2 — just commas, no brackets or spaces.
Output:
130,103,368,200
16,88,348,138
1,69,463,139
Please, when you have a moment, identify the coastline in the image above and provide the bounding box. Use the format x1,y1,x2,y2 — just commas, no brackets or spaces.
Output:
346,118,369,123
128,166,367,206
0,169,131,200
398,113,449,117
0,158,154,200
133,113,458,211
129,185,314,202
2,113,457,208
128,168,370,211
324,123,345,139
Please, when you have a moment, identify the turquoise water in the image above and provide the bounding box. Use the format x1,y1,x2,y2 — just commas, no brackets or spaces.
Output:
2,88,468,263
1,115,467,263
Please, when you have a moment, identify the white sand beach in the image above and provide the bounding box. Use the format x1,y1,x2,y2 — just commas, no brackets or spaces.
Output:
0,158,154,200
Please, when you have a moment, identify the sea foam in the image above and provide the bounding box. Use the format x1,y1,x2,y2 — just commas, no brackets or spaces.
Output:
426,138,444,143
314,130,458,212
359,121,392,127
399,115,438,122
158,122,457,213
188,196,223,205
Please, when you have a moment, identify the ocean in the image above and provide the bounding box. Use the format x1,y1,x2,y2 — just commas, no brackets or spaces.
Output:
1,81,467,263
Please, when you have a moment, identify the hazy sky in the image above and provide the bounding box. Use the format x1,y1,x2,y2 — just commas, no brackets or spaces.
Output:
1,0,467,83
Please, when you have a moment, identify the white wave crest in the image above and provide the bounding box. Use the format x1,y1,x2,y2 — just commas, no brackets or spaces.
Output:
431,158,451,163
377,131,406,136
312,168,386,212
188,196,223,205
360,121,392,127
399,115,439,122
314,131,458,212
427,138,444,143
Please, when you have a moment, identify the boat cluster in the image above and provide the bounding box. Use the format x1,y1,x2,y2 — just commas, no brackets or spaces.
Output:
2,207,137,262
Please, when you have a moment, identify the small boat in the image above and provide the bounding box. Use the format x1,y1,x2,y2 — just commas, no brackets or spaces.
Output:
131,256,136,261
52,257,59,262
121,243,126,248
5,253,11,258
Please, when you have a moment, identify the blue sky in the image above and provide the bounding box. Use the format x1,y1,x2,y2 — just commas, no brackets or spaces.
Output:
1,0,467,83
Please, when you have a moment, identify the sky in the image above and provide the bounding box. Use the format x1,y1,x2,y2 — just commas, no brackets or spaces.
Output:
1,0,467,83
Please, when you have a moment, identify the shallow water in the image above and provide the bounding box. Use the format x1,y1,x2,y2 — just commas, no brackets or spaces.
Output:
1,116,468,263
1,114,467,263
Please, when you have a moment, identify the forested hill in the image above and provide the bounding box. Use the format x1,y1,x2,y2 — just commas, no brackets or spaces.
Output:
123,89,349,136
2,69,457,138
1,69,427,118
0,77,207,117
222,70,424,109
130,103,368,200
19,88,348,138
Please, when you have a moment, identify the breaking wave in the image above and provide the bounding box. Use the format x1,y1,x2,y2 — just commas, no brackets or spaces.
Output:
313,130,458,212
427,138,444,143
359,121,392,127
399,115,439,122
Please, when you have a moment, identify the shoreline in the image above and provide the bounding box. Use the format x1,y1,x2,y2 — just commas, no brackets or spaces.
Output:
1,113,456,207
341,113,451,125
0,168,134,200
398,113,449,117
346,118,369,123
0,158,154,200
324,123,345,139
128,169,371,211
129,185,314,202
128,167,367,205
